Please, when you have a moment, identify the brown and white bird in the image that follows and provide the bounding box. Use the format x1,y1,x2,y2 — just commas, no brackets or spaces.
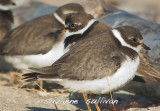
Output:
0,0,16,41
62,12,160,84
23,26,150,109
0,3,85,71
22,12,160,89
23,25,150,93
22,12,151,110
0,0,26,40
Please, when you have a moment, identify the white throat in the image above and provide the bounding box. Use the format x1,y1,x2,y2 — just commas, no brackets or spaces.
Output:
112,29,140,52
65,19,96,37
53,12,65,25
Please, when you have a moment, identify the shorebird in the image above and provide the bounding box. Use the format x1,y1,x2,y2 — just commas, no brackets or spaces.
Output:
0,3,85,71
23,23,150,111
0,0,15,41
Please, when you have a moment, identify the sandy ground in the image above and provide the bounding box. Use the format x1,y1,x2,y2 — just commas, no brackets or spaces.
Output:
0,86,78,111
0,86,159,111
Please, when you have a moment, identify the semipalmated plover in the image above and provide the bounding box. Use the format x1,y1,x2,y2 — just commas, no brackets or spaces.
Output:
62,12,111,52
0,0,15,41
23,25,150,92
62,12,160,84
23,25,150,110
22,12,150,110
0,3,85,71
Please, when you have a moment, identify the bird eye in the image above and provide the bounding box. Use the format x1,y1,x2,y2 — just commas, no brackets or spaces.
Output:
132,38,137,42
69,24,77,29
12,2,16,6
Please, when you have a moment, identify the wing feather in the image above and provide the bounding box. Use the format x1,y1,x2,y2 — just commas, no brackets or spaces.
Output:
24,32,123,81
0,14,63,55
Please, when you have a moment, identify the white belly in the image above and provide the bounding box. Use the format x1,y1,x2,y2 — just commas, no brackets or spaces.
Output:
56,56,140,94
4,43,64,71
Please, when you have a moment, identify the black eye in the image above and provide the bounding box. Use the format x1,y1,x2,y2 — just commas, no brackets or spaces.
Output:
12,2,16,6
69,24,77,29
132,38,137,42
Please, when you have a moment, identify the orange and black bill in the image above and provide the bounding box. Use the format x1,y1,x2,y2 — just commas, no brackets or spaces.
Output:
141,43,151,50
57,27,68,34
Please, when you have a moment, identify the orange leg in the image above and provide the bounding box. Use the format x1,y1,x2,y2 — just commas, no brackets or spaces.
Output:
90,94,101,111
83,93,92,111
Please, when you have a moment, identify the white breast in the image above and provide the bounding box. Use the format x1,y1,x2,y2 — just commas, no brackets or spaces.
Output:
54,56,139,94
4,43,65,71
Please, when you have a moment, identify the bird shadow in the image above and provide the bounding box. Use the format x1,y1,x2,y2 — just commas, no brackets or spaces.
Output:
0,57,16,73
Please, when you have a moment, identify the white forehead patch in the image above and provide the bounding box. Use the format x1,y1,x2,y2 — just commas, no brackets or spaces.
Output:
53,12,65,25
65,19,96,37
112,29,140,52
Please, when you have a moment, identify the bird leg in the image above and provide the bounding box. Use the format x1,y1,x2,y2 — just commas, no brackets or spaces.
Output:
109,91,113,100
106,77,117,111
90,94,101,111
83,93,92,111
108,91,117,111
98,94,107,108
35,81,44,91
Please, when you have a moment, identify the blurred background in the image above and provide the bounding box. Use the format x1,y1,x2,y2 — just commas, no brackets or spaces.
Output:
37,0,160,24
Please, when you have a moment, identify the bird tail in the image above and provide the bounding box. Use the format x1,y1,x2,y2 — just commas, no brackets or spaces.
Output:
22,72,40,82
22,67,59,82
136,54,160,84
